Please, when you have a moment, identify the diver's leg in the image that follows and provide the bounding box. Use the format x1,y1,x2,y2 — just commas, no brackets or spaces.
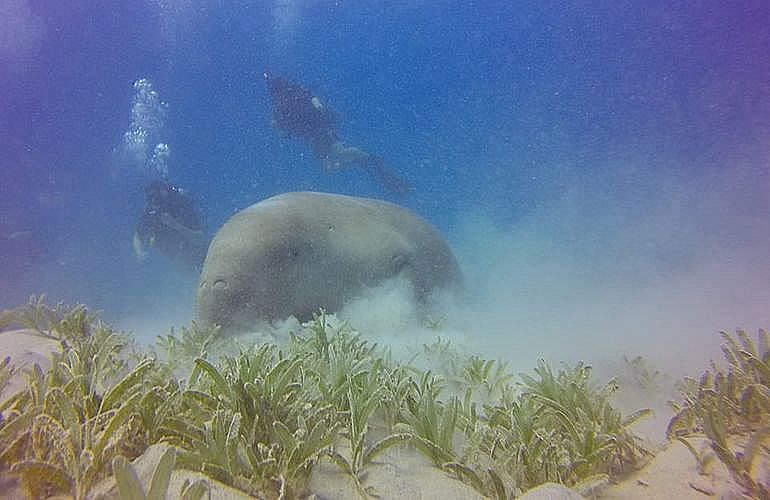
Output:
326,141,370,170
322,141,410,195
133,232,148,261
364,155,411,195
325,141,410,194
321,157,338,172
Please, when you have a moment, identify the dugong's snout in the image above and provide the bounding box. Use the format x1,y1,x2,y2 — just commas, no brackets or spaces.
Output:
197,274,249,330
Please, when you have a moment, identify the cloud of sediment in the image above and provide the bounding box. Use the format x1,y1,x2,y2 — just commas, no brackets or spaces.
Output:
334,151,770,383
450,155,770,375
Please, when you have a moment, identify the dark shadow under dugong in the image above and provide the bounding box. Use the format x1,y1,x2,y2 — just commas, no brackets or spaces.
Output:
196,191,462,332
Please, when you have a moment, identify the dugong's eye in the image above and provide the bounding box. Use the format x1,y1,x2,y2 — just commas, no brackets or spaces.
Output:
213,279,229,290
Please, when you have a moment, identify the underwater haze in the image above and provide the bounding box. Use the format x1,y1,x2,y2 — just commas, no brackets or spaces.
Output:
1,0,770,378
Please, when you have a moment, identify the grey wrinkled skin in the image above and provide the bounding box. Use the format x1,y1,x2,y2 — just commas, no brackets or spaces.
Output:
196,192,462,332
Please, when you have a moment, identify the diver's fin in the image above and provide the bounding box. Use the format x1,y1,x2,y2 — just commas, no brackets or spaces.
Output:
365,156,411,196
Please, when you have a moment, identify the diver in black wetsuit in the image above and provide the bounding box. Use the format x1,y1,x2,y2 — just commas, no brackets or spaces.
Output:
133,179,208,272
264,73,410,195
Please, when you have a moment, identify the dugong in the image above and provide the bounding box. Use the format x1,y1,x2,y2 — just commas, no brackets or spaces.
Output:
196,192,461,331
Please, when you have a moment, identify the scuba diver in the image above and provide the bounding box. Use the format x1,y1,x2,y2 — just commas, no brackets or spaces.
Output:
133,179,208,272
264,72,410,195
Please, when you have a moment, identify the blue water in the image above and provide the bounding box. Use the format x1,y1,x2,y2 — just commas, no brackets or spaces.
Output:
2,1,769,368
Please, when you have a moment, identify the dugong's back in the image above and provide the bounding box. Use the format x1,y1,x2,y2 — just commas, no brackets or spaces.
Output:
197,192,461,331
